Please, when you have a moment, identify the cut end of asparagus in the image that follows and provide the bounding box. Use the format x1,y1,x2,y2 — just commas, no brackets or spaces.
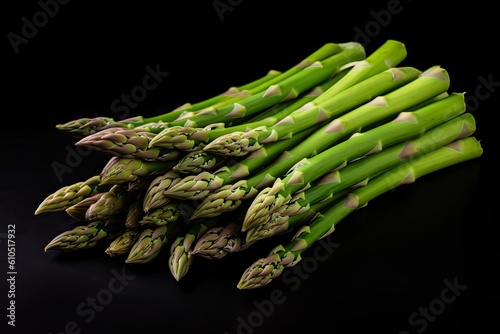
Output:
420,65,449,81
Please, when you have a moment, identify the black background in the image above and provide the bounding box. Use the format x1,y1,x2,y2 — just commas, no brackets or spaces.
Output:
2,1,499,333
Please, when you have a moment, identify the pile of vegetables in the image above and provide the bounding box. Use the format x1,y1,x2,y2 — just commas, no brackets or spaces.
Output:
35,39,483,289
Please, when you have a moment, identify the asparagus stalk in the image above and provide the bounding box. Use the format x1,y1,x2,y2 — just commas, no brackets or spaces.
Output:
34,175,109,214
242,91,467,232
204,40,410,156
44,215,125,252
314,39,407,103
244,112,477,242
54,69,284,139
237,136,483,289
125,224,182,264
189,66,451,220
168,218,222,281
144,122,319,205
240,66,349,125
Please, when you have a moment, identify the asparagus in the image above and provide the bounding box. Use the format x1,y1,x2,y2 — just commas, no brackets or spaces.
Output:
75,127,181,162
125,224,182,264
242,91,467,232
168,218,222,281
44,216,125,252
244,112,477,242
85,184,132,221
237,136,483,289
204,40,409,156
142,171,181,212
189,66,451,220
54,69,284,139
34,175,109,214
105,228,143,257
145,122,319,205
99,156,175,186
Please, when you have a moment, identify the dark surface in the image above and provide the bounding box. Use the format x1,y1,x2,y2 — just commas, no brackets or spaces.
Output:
2,1,498,333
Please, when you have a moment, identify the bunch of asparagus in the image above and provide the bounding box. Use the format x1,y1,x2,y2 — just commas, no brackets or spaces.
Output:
36,39,483,289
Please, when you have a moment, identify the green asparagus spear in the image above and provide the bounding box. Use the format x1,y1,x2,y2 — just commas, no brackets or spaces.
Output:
237,136,483,289
242,92,467,232
244,112,477,242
